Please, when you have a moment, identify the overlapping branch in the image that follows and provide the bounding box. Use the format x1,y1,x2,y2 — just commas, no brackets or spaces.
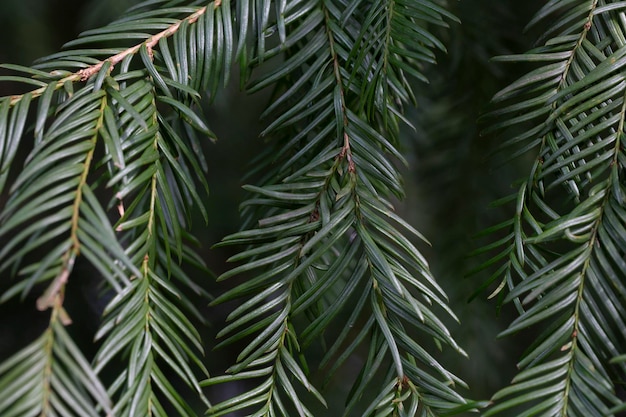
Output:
477,1,626,415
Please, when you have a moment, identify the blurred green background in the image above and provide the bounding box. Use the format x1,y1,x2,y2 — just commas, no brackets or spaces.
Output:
0,0,546,414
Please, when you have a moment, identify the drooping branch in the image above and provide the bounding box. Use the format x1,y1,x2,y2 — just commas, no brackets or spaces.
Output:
8,5,213,106
78,6,209,80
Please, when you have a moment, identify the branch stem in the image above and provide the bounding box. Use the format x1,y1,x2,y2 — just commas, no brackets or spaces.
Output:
9,6,211,106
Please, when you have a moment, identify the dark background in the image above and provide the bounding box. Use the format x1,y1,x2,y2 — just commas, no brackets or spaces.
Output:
0,0,545,414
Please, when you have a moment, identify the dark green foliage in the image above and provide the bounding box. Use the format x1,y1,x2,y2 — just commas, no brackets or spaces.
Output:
475,1,626,416
0,0,625,416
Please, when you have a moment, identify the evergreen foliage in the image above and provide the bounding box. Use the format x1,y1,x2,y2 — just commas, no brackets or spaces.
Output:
475,1,626,416
0,0,624,416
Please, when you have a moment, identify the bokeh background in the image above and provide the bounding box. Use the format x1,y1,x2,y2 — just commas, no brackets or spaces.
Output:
0,0,547,414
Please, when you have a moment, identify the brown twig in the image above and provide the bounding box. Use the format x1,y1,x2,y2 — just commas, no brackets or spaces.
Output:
78,6,208,80
8,6,210,106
